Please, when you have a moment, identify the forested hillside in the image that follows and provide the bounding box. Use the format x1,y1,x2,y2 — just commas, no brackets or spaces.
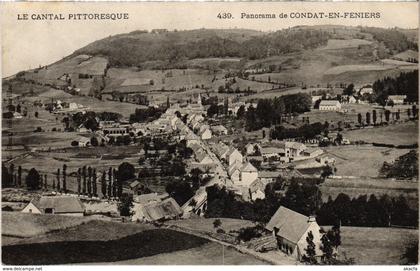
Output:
74,28,330,67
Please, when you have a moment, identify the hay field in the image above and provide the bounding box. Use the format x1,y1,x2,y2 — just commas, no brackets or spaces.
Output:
338,226,418,265
319,39,373,50
322,145,411,177
2,212,92,238
342,121,418,145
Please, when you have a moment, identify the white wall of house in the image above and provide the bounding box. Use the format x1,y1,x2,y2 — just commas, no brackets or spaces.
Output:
251,189,265,201
21,202,42,214
296,221,323,260
231,170,240,183
201,129,212,140
229,150,243,166
240,171,259,187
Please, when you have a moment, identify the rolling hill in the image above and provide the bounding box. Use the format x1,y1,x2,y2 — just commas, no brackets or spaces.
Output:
3,26,418,100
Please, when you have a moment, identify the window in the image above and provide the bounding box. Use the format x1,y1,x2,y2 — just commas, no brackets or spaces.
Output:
45,208,54,214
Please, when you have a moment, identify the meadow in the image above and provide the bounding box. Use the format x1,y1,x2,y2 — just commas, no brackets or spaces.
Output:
338,226,418,265
322,145,412,177
2,218,266,265
342,121,418,146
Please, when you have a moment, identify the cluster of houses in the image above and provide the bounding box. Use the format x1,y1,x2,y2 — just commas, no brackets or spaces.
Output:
20,193,324,261
208,139,326,202
312,85,408,112
46,99,86,113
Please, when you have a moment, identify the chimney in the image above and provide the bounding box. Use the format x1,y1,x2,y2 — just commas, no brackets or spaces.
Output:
308,215,316,223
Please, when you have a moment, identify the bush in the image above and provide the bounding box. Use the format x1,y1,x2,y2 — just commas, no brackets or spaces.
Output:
71,141,79,147
237,225,263,242
216,228,225,234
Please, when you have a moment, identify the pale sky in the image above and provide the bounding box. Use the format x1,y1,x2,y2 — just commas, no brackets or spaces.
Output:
1,1,418,77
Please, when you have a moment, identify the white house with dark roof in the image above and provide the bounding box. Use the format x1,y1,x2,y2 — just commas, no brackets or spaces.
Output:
239,162,258,187
387,95,407,105
199,128,212,140
131,194,182,222
266,206,322,260
214,143,230,160
227,148,243,166
228,161,242,183
195,150,213,164
319,100,341,111
22,196,85,216
78,137,90,147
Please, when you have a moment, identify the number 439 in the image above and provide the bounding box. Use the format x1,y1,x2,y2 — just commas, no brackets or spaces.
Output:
217,13,233,19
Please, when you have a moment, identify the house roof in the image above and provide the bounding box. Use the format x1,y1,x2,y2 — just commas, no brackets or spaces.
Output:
78,137,90,143
260,147,285,154
266,206,312,244
189,143,202,153
388,95,407,100
226,148,241,158
31,196,85,213
211,125,227,131
319,100,340,106
240,162,257,173
214,143,229,157
196,151,212,164
141,197,182,221
228,161,242,176
199,128,211,136
258,171,281,178
129,180,140,188
134,193,168,205
285,141,306,150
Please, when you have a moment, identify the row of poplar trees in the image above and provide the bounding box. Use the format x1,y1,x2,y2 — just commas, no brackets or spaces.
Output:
76,166,123,199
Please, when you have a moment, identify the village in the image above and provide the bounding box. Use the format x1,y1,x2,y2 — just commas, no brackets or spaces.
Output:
1,25,419,266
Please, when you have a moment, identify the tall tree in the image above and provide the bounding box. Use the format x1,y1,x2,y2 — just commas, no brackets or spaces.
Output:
112,168,118,198
366,112,371,126
26,168,41,190
82,166,87,195
9,163,15,186
101,170,107,198
87,166,92,196
62,164,67,193
77,168,81,195
17,166,22,187
357,113,362,126
372,110,377,125
108,167,113,198
320,233,334,264
56,168,61,191
92,168,97,197
44,174,48,190
302,231,317,264
118,194,134,217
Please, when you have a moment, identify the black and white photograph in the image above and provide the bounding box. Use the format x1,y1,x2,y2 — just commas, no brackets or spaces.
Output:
0,1,418,267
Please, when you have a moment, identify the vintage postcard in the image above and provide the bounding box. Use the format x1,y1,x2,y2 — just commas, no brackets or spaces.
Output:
0,1,418,267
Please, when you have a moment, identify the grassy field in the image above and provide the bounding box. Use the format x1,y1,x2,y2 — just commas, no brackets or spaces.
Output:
1,218,266,265
21,55,108,95
322,145,412,177
2,228,209,265
106,68,220,93
98,242,267,265
2,212,92,238
338,226,418,265
319,39,373,50
165,217,257,234
343,121,418,145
